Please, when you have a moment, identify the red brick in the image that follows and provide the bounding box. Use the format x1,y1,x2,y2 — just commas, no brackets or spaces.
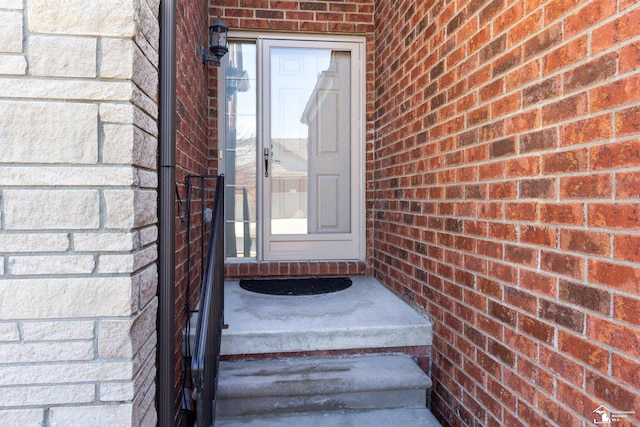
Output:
616,106,640,137
543,36,588,75
590,74,640,112
542,148,588,174
588,259,640,294
620,41,640,73
541,250,584,279
505,244,537,267
508,9,542,46
559,279,611,314
539,299,585,332
560,174,612,199
564,52,617,93
519,269,556,297
586,370,638,412
613,295,640,327
493,0,523,35
506,59,541,91
612,353,640,391
541,395,583,426
588,203,640,230
519,314,554,344
520,178,556,198
521,224,556,247
564,0,617,38
491,91,520,117
544,0,587,23
540,203,584,226
558,330,609,371
523,23,562,59
592,6,640,53
542,93,589,125
505,109,540,134
520,128,557,153
506,202,538,221
560,229,610,256
591,138,640,170
539,347,584,387
523,76,561,108
556,381,600,421
560,113,612,146
615,234,640,263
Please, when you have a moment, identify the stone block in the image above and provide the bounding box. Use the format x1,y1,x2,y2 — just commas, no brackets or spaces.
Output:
0,322,19,342
98,301,157,362
136,266,158,308
28,35,96,77
0,101,98,164
104,189,157,229
100,381,135,402
0,409,43,427
49,404,133,427
0,54,26,74
22,320,94,341
0,278,134,320
28,0,135,37
100,38,133,79
3,190,100,230
0,0,23,8
0,78,132,101
0,166,136,187
98,246,157,274
0,384,94,407
100,102,134,123
0,233,69,252
139,226,158,247
103,124,157,169
74,232,138,252
0,360,133,386
0,341,94,363
138,169,158,189
133,44,158,100
0,11,22,53
9,255,95,275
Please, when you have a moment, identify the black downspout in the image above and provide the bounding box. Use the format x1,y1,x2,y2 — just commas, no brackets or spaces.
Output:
158,0,176,426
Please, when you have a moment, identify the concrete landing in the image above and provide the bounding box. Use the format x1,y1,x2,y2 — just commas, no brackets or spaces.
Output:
216,407,442,426
221,276,433,355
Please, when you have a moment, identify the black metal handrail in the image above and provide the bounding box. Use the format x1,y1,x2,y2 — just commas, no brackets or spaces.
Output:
191,174,225,427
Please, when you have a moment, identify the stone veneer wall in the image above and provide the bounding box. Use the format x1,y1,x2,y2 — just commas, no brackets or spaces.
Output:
0,1,159,425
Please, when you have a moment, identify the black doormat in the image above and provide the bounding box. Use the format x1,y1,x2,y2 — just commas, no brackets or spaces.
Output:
239,277,352,296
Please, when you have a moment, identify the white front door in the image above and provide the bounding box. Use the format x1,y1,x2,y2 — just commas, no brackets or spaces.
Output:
222,36,365,261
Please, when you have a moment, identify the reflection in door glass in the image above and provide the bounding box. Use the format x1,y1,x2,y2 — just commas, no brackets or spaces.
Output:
224,41,257,258
270,48,351,235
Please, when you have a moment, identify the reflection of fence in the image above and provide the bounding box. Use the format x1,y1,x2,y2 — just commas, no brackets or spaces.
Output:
191,175,225,427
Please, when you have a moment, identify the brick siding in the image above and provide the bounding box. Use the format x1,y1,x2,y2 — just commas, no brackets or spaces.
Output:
373,0,640,425
175,0,212,424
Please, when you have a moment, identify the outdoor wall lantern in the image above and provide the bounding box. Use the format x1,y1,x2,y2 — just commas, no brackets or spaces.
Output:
202,15,228,66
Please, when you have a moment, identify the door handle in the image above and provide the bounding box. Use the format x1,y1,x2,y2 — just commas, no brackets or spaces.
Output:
263,147,269,177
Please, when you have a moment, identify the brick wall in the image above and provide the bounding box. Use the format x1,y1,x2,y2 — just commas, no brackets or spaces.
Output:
374,0,640,425
212,0,376,277
0,0,159,425
174,0,212,424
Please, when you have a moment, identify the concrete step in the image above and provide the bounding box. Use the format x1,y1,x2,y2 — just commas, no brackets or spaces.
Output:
216,407,442,426
216,354,432,418
220,277,433,356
